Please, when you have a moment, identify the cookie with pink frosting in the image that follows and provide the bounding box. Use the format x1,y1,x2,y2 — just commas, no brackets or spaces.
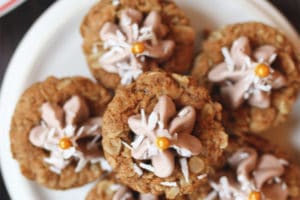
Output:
86,175,166,200
101,72,228,199
192,22,300,133
81,0,195,89
190,134,300,200
10,77,112,189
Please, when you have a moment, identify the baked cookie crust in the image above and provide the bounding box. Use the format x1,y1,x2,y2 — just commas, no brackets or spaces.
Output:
192,22,300,133
101,72,228,199
80,0,195,89
10,76,112,189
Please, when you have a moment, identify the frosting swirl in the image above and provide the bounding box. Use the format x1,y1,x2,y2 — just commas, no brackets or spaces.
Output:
29,96,105,174
99,8,175,85
208,147,289,200
208,36,286,109
127,95,202,178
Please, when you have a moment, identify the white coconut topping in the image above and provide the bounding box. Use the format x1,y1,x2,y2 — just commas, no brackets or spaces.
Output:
98,157,112,172
179,158,189,183
139,163,155,172
197,174,208,180
121,140,133,150
133,163,143,176
178,107,190,117
112,0,120,6
110,184,121,191
221,47,235,71
131,135,145,149
160,182,177,187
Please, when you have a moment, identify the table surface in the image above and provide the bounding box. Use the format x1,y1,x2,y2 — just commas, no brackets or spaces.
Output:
1,0,300,199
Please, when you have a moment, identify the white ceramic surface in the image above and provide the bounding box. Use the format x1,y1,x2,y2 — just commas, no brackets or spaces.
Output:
1,0,299,199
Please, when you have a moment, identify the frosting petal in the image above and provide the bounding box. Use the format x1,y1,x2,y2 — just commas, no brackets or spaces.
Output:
100,22,122,41
143,11,168,38
220,75,253,109
271,71,287,89
128,114,148,136
230,36,252,68
63,95,89,125
253,154,285,189
253,45,277,63
248,91,270,109
29,125,49,147
131,139,152,160
208,62,247,83
41,102,64,130
228,147,258,179
153,95,176,128
143,40,175,61
120,8,143,43
169,106,196,135
173,133,202,156
151,150,174,178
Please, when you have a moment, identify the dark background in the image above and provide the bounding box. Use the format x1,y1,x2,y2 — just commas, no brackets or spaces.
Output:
0,0,300,199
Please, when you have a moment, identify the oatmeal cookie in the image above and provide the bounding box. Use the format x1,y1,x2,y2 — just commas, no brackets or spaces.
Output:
10,76,112,189
101,72,228,199
86,175,164,200
80,0,195,89
192,22,300,133
190,133,300,200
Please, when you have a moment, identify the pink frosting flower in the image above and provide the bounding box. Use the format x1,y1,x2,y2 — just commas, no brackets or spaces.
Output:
208,36,286,109
29,96,105,174
127,95,202,178
99,8,175,85
208,147,289,200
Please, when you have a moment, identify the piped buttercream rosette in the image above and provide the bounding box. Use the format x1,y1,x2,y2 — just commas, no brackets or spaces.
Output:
29,96,109,174
99,8,175,85
126,95,202,180
208,36,286,109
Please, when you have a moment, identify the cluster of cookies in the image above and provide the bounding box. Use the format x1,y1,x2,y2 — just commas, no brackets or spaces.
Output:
10,0,300,199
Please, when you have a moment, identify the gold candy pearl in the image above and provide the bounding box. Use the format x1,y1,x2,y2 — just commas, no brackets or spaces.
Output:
156,137,171,150
58,137,73,150
131,42,145,54
254,63,270,78
248,191,262,200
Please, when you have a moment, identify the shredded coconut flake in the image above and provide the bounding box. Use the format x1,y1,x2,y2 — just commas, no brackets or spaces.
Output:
49,166,62,174
179,158,189,183
221,47,234,71
160,182,177,187
178,107,189,117
147,111,158,131
131,135,145,149
172,146,192,157
110,184,121,191
204,191,218,200
139,163,155,172
112,0,120,6
133,163,143,176
121,141,132,150
87,134,101,150
197,174,207,180
98,157,112,171
75,158,88,173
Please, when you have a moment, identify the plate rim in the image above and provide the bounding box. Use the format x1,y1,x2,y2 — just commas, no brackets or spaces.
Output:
0,0,299,199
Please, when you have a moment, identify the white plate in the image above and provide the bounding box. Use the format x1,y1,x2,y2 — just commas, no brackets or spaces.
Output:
1,0,300,199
